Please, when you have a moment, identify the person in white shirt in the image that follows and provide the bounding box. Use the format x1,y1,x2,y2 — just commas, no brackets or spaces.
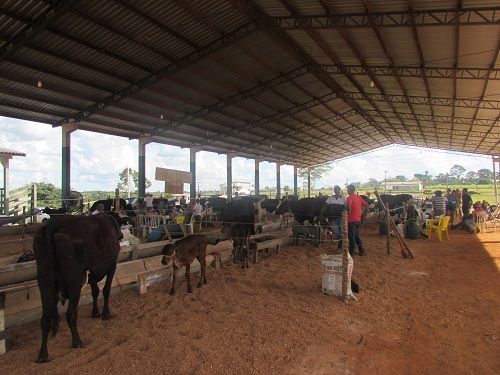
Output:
193,199,203,232
321,185,346,249
144,194,154,210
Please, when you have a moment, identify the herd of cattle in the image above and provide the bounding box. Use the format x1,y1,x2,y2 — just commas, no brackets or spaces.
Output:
31,193,414,362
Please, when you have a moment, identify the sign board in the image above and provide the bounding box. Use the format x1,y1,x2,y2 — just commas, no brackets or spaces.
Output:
156,167,191,194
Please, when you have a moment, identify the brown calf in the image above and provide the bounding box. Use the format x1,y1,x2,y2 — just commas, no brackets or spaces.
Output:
161,234,208,295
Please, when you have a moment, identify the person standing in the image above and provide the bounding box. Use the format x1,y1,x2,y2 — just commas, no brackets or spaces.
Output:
462,188,473,216
432,191,446,217
321,185,346,249
193,199,203,232
346,184,368,256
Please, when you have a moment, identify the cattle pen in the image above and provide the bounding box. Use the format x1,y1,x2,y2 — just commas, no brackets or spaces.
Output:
0,215,499,374
0,0,499,373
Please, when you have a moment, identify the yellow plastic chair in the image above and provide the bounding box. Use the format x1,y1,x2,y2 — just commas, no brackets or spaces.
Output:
427,215,450,241
175,215,185,224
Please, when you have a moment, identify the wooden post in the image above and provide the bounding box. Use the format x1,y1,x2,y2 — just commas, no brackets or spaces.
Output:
386,207,391,255
341,208,349,301
0,292,5,355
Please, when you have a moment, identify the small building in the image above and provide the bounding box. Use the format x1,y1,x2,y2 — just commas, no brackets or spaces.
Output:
219,181,252,197
385,180,423,192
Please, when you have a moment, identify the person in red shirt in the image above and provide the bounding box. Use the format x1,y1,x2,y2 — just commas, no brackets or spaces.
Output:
346,184,368,256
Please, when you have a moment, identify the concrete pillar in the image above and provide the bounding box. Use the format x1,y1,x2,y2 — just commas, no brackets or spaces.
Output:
61,123,77,201
190,148,200,200
226,154,234,199
276,162,282,199
293,165,298,196
1,156,9,215
307,167,311,198
138,137,151,198
494,155,499,206
254,158,262,196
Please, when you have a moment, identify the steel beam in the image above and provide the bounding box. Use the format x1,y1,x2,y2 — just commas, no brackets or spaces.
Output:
197,91,340,146
360,109,498,127
0,1,79,63
268,7,500,29
155,65,310,135
314,64,500,80
337,91,500,109
57,20,259,125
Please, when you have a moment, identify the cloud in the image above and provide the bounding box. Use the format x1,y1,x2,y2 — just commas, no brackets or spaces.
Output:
1,117,493,193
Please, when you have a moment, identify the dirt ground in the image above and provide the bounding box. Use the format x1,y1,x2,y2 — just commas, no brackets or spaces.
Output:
0,218,499,374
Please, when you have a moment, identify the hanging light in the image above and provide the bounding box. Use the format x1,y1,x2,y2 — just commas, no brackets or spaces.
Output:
370,80,375,88
160,114,164,120
37,80,43,88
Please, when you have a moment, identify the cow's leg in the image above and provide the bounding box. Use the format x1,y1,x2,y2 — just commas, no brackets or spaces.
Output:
185,263,192,293
36,289,57,363
66,292,83,348
90,280,100,318
197,255,207,287
101,264,117,320
170,264,177,295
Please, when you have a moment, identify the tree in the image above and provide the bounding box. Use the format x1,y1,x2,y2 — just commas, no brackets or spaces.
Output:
35,182,62,207
477,168,492,184
283,185,291,194
117,168,151,193
449,164,466,181
465,171,479,188
298,162,332,189
395,175,407,182
414,170,432,187
367,178,381,189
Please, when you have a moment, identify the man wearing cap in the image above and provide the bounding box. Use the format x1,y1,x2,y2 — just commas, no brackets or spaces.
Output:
346,184,368,256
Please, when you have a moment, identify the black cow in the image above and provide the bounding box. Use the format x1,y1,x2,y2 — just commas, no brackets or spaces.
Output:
221,200,256,268
42,207,68,216
276,196,329,224
89,198,127,214
33,213,121,363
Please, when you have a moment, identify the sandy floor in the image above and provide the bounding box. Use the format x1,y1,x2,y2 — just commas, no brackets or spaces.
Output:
0,219,499,374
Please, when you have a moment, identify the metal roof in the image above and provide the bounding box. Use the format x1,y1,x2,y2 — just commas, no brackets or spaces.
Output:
0,148,26,157
0,0,498,167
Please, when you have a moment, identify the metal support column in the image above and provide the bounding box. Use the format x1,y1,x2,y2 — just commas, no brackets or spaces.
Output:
0,156,9,215
494,155,499,206
293,166,298,196
227,153,234,199
138,137,151,198
276,162,282,199
190,148,199,200
254,158,261,196
61,122,77,201
307,167,311,198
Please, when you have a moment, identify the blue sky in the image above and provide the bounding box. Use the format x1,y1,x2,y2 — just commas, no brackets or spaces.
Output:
1,116,494,193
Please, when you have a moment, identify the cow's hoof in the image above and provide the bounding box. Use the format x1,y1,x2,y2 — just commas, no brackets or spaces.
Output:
187,289,193,293
36,356,49,363
101,313,111,321
91,311,101,318
72,341,84,348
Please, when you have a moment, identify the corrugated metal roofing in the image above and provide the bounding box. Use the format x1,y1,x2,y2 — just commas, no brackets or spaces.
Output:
0,0,498,168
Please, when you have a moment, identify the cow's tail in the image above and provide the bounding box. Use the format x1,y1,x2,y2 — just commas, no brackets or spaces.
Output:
43,219,67,305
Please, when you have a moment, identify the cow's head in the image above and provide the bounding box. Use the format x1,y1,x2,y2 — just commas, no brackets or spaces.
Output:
161,243,176,265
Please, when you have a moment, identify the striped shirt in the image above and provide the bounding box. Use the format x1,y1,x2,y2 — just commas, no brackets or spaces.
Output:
432,196,446,213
